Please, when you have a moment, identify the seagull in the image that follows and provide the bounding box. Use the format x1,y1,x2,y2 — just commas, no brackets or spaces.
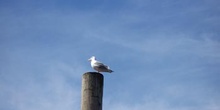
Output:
88,56,113,73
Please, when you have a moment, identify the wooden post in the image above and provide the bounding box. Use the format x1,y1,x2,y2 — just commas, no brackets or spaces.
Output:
81,72,104,110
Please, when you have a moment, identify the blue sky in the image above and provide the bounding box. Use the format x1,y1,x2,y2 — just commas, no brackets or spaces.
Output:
1,0,220,110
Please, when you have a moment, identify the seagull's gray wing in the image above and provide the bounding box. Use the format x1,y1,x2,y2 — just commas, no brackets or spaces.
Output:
93,60,113,73
94,61,108,68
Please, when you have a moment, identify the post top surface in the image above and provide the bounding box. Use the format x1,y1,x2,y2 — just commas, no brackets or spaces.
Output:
84,72,103,76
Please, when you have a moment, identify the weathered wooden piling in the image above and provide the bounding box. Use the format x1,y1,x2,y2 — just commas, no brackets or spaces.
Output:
81,72,104,110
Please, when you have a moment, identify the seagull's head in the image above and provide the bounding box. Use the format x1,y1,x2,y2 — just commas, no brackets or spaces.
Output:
88,56,96,62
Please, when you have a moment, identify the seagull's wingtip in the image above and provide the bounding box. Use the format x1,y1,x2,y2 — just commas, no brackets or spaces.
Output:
109,70,113,73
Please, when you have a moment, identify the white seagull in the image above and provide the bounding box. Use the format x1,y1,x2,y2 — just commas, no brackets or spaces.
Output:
88,56,113,73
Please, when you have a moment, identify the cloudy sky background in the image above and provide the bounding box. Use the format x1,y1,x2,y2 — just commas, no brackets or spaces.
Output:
1,0,220,110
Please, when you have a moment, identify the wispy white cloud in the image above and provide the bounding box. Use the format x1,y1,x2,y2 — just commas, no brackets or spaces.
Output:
0,60,87,110
89,30,220,62
104,99,220,110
